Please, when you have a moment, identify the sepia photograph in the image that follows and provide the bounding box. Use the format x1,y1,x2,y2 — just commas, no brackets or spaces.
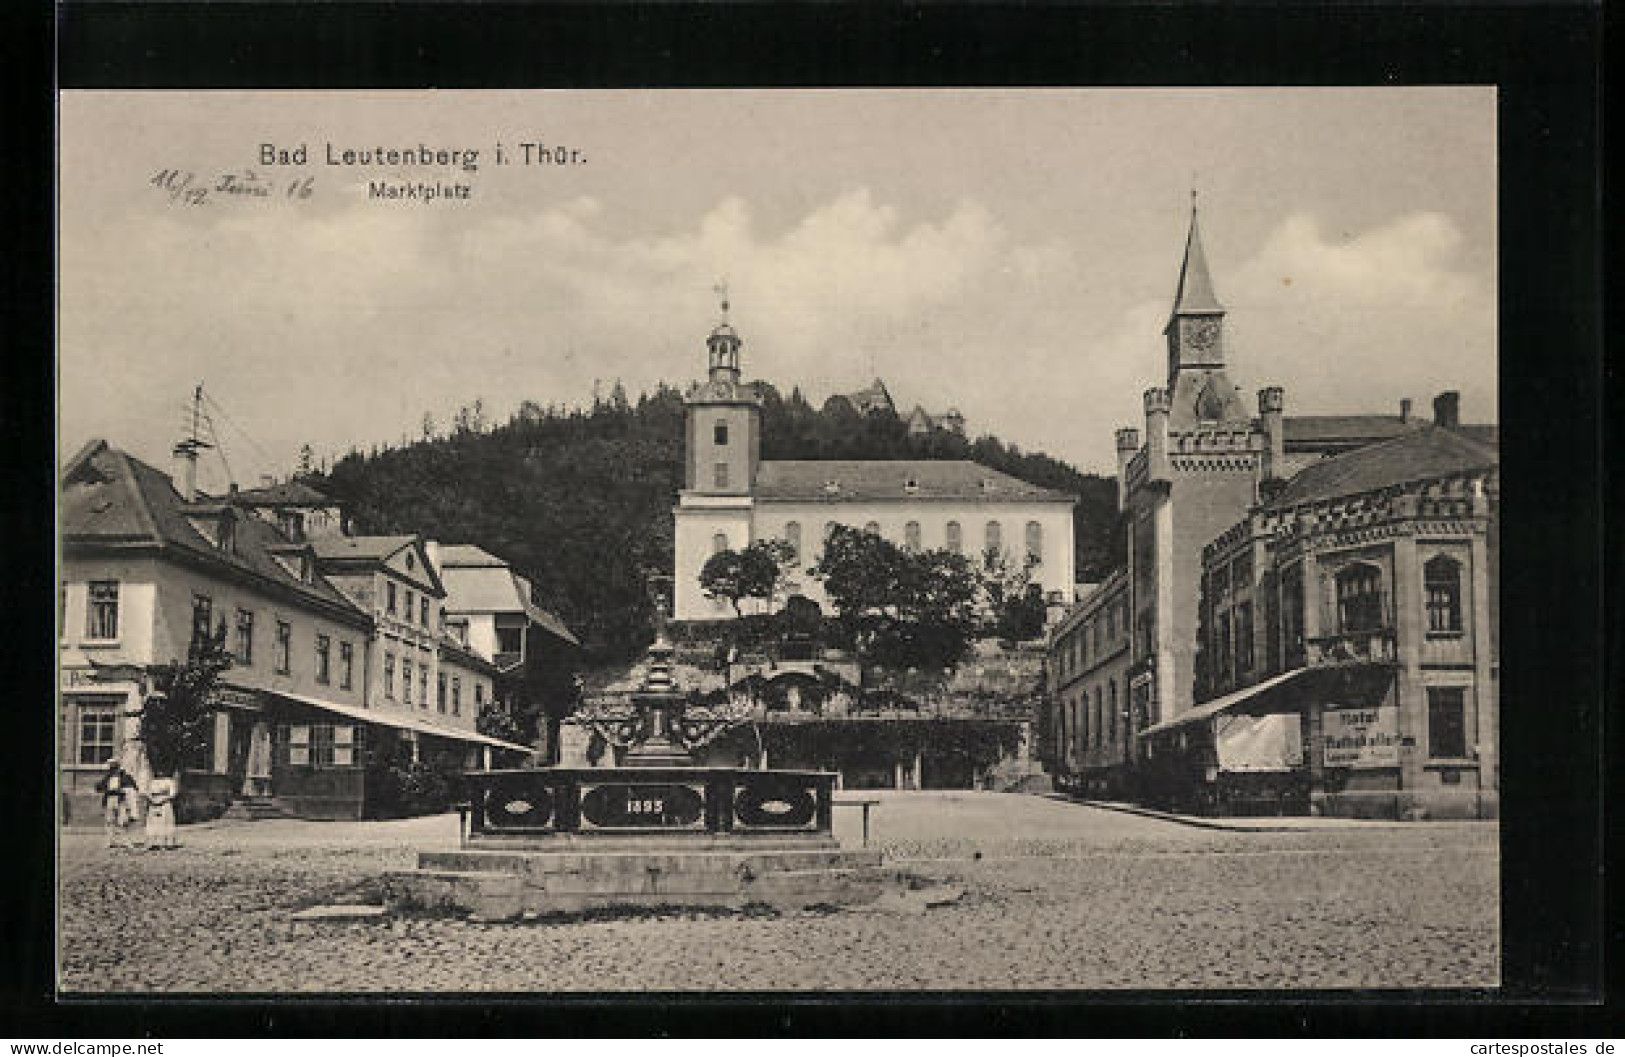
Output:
56,87,1501,994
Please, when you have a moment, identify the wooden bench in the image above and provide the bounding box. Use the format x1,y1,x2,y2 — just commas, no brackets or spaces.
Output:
833,796,881,848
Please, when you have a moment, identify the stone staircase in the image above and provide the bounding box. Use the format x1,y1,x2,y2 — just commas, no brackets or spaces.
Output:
221,796,289,822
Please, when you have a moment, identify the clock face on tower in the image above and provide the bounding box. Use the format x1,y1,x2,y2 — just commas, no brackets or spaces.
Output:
1186,317,1221,354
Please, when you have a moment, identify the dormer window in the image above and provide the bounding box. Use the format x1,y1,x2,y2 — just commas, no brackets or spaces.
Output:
278,510,304,542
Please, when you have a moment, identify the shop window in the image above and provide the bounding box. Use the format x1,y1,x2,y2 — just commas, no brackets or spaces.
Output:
235,609,255,665
77,704,117,765
287,724,311,766
315,635,331,684
1427,687,1468,759
1335,563,1385,634
1425,555,1464,633
332,725,355,766
275,620,292,674
945,521,962,554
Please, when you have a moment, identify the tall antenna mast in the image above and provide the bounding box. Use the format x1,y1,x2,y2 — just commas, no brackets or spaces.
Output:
171,383,213,501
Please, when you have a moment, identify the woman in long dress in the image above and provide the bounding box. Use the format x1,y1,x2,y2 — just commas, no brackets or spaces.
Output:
144,775,177,850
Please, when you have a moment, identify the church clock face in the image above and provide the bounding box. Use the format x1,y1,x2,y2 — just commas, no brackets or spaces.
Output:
1187,318,1221,353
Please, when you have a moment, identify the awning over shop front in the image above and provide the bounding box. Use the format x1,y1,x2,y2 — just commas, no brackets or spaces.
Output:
262,688,534,755
1137,667,1310,739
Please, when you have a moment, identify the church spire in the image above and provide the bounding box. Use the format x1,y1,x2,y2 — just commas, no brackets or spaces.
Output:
1170,197,1224,317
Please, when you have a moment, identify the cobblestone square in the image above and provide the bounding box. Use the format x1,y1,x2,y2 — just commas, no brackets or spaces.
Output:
59,792,1499,992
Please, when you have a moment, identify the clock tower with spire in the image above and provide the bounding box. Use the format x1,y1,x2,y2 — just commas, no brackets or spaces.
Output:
1163,199,1249,429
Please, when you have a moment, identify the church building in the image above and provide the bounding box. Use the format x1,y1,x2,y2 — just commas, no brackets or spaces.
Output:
671,301,1077,621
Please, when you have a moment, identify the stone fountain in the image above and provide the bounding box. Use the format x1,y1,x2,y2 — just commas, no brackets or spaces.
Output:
383,624,883,921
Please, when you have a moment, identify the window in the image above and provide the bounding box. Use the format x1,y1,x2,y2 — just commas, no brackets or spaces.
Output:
496,625,523,655
217,514,235,554
864,521,880,536
904,476,919,495
332,725,355,766
1335,563,1385,633
904,521,921,552
1093,688,1104,748
1108,681,1119,741
275,620,292,674
1281,566,1305,656
785,521,802,564
438,673,447,713
402,659,413,704
1233,551,1253,587
1235,601,1255,673
191,594,213,645
235,609,254,665
315,634,331,684
288,724,311,766
77,704,117,765
420,597,430,627
386,581,398,615
985,521,1003,554
1215,609,1233,686
1427,687,1468,759
475,683,485,709
714,421,729,446
945,521,962,554
452,678,461,714
86,578,118,637
404,589,415,624
420,665,429,709
713,463,730,489
712,533,728,555
1425,555,1463,633
384,653,396,698
339,642,354,689
1026,521,1043,562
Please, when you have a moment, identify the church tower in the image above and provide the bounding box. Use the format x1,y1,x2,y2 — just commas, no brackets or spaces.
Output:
1162,201,1250,430
683,286,761,496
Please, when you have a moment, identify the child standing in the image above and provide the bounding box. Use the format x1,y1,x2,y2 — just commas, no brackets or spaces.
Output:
144,775,177,850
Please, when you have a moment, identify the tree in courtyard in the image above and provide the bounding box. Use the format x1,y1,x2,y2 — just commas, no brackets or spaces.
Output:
978,546,1048,642
139,618,233,779
698,539,796,619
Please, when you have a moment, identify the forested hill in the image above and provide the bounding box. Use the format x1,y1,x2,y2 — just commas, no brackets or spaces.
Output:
315,383,1122,663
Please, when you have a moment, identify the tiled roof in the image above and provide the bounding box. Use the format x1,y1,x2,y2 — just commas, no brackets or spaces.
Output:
1282,415,1426,444
753,460,1074,503
439,565,580,647
309,535,418,562
434,543,507,567
231,480,335,507
1267,425,1497,509
60,440,368,625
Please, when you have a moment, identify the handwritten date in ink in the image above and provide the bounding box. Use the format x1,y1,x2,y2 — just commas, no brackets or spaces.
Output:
151,169,314,206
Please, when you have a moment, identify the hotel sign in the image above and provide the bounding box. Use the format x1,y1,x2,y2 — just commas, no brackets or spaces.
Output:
1322,706,1400,768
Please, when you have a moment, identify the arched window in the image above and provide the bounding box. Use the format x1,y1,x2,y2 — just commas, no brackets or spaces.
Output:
712,533,728,555
945,521,962,554
784,521,802,565
1424,554,1463,632
864,521,880,537
904,521,922,552
1335,562,1385,633
1025,521,1043,562
985,520,1003,554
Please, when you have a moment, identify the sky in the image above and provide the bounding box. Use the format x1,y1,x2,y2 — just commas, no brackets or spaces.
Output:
58,89,1496,488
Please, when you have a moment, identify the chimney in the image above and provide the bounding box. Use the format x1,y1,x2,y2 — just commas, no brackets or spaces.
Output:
1143,387,1171,485
1258,387,1285,480
1114,427,1141,510
1400,398,1413,423
1433,390,1460,428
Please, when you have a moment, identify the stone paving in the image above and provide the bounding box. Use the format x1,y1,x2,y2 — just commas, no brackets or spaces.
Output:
58,792,1499,992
